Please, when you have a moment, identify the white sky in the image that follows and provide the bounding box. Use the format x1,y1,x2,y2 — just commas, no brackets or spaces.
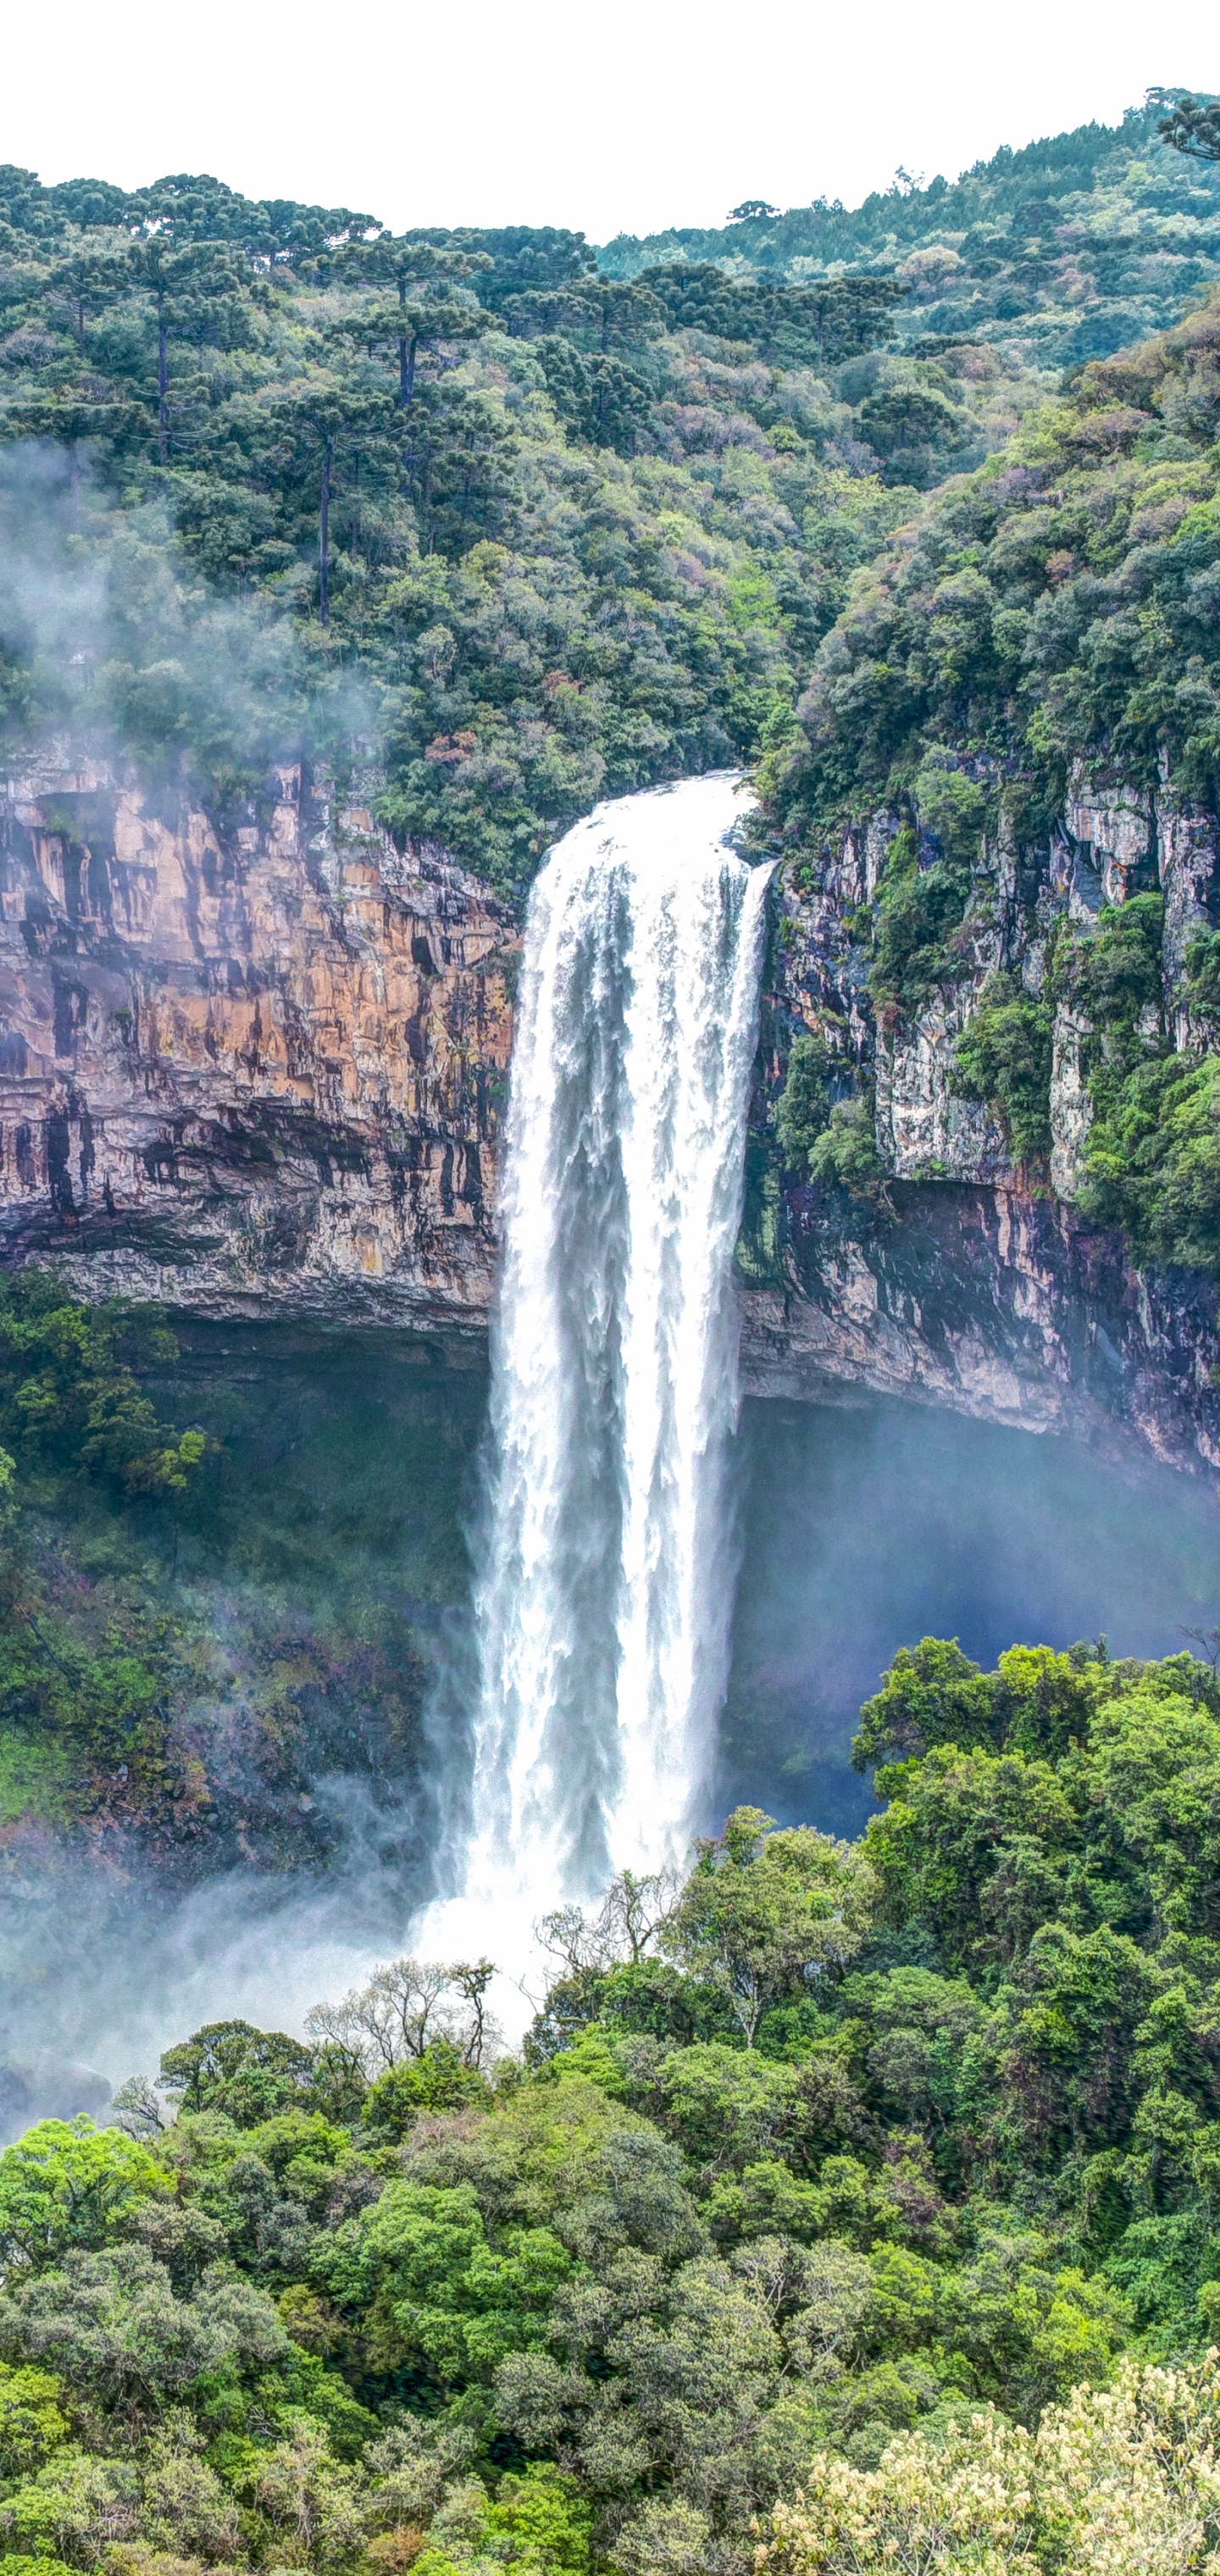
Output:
5,0,1219,245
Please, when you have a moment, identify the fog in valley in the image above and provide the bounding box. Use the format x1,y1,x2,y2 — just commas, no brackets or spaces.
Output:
4,1343,1216,2135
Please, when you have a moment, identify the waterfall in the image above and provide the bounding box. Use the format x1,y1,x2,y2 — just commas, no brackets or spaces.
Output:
446,773,769,1940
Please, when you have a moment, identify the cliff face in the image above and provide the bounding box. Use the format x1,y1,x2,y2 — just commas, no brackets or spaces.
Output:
757,762,1220,1474
739,1185,1220,1473
0,763,514,1325
3,762,1219,1475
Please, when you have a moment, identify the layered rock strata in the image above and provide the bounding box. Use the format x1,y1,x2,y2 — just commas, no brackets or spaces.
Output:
756,759,1220,1474
2,760,1218,1474
0,763,514,1325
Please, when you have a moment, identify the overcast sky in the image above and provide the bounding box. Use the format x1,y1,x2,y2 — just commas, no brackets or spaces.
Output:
6,0,1219,243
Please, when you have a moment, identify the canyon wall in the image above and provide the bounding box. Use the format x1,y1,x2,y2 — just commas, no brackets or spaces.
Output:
3,763,1219,1473
756,761,1220,1473
0,762,513,1328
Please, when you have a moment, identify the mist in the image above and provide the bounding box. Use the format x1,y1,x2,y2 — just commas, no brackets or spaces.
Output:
3,1337,1217,2135
0,442,374,799
723,1391,1220,1837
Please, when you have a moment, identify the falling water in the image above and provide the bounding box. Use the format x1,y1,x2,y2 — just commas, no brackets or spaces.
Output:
446,773,769,1943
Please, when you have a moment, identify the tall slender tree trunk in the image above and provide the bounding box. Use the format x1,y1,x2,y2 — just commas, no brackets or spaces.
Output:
76,298,86,357
404,331,419,407
319,436,334,625
157,302,168,463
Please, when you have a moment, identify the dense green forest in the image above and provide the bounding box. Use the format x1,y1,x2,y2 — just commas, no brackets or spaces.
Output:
0,1630,1217,2571
602,91,1220,373
0,92,1217,906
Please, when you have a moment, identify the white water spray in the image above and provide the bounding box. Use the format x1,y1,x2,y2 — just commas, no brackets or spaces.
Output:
430,774,769,1979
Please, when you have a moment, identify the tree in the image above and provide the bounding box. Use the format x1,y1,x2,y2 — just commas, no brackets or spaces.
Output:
1158,95,1220,164
641,263,906,364
305,1956,499,2083
44,242,128,358
538,1868,680,1977
268,386,391,623
0,2245,287,2416
0,1274,205,1501
157,2021,320,2124
663,1808,877,2044
0,2364,69,2479
502,278,662,357
336,235,491,407
125,237,188,463
775,1034,835,1178
310,2180,571,2392
0,2121,164,2275
951,977,1054,1167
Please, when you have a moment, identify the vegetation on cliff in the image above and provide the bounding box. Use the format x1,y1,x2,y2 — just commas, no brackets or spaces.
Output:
0,1629,1217,2570
761,275,1220,1270
0,1279,481,1871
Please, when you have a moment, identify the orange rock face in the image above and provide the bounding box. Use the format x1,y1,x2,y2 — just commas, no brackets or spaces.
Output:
0,762,518,1323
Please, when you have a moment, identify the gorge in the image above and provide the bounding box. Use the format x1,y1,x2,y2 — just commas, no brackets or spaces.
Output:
3,93,1220,2576
3,750,1217,1475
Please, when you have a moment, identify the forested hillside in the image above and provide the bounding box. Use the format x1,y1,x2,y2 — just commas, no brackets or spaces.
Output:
0,161,916,900
0,1636,1218,2573
1,92,1217,908
602,91,1220,372
753,278,1220,1281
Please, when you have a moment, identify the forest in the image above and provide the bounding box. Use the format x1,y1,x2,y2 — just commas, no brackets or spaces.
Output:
0,1627,1217,2572
0,91,1215,902
0,1277,1217,2568
3,94,1220,1280
5,90,1220,2574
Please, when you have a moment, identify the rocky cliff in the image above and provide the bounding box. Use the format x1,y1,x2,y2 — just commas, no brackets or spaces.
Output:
3,762,1219,1476
757,763,1220,1474
0,763,514,1327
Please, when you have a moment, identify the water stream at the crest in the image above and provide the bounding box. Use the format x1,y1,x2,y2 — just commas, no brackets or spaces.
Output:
426,774,769,1982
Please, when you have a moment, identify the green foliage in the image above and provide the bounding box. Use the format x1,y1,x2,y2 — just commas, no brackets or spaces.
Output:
0,1281,203,1785
158,2023,324,2126
663,1808,877,2044
311,2179,571,2393
0,1274,204,1504
870,829,972,1017
772,293,1220,850
807,1096,886,1201
3,1624,1220,2565
951,976,1054,1163
0,2362,70,2476
606,95,1220,378
774,1036,834,1178
363,2044,491,2140
762,288,1220,1264
0,180,918,907
1079,1049,1220,1272
1159,93,1220,165
853,1633,1120,1770
0,2118,164,2273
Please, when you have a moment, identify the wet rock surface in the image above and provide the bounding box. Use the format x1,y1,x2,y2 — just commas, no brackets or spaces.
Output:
0,762,514,1325
739,1183,1220,1474
3,761,1220,1474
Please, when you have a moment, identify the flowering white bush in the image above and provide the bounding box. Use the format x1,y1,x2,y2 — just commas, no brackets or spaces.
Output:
755,2351,1220,2573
